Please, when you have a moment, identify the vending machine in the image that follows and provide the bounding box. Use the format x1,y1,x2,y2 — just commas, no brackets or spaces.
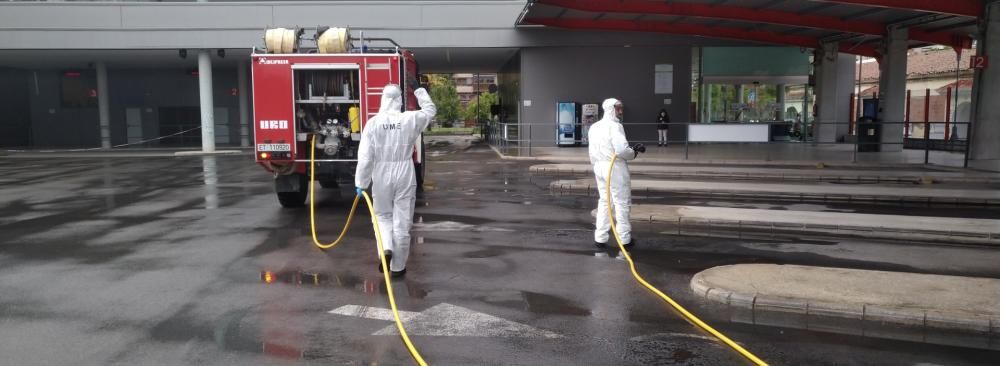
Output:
581,103,599,146
556,101,580,146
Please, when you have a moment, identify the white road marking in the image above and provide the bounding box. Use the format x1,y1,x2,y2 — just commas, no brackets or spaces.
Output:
329,302,562,338
329,305,420,322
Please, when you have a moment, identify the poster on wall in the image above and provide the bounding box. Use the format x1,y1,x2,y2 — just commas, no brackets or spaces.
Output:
655,64,673,94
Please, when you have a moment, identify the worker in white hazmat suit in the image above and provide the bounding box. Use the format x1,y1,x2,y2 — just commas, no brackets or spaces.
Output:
355,84,436,277
589,98,644,250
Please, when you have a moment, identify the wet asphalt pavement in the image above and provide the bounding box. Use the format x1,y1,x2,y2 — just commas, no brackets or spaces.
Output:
1,136,999,365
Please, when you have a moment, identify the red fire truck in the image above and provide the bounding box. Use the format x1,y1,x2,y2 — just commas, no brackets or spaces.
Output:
251,28,425,207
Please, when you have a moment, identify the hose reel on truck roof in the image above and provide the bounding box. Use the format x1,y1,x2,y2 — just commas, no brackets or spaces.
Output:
264,28,304,54
263,26,401,54
316,26,351,54
264,27,349,54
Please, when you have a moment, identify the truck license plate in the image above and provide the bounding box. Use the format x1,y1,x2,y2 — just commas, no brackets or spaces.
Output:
257,143,291,152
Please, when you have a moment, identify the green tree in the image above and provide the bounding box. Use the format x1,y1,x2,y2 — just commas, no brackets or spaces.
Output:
427,74,461,127
462,92,498,123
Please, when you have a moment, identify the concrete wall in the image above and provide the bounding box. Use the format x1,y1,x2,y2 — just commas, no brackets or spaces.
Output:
0,2,725,51
520,46,692,146
0,69,32,147
109,68,242,147
0,1,525,49
27,71,102,148
2,67,241,148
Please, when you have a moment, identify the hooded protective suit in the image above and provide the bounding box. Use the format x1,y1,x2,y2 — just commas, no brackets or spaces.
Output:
588,98,637,245
355,84,436,272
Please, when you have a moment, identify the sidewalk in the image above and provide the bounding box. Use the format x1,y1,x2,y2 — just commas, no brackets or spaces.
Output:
531,163,1000,184
690,264,1000,343
492,143,980,169
0,148,249,158
594,204,1000,244
552,178,1000,205
493,142,1000,173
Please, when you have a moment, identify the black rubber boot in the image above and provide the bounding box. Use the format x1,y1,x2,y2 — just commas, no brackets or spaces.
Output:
622,238,636,250
378,250,393,274
391,268,407,278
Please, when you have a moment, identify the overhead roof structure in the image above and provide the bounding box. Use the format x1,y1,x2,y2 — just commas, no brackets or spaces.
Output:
519,0,984,58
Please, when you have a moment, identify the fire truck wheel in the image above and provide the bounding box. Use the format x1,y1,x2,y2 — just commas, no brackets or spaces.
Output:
415,163,424,192
277,191,307,208
276,174,308,208
319,179,338,189
415,137,426,192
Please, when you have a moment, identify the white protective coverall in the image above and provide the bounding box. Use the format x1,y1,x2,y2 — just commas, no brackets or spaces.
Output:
355,84,436,272
588,98,637,245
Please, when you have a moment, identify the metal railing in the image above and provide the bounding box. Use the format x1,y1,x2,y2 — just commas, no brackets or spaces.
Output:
484,121,973,167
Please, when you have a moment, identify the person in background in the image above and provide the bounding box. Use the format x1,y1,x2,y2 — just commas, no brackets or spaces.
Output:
656,109,670,146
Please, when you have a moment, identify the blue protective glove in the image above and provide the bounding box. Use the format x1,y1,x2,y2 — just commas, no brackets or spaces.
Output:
355,187,364,197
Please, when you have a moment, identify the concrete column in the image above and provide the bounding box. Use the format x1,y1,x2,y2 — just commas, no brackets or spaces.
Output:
197,50,216,153
96,61,110,149
816,42,839,143
877,26,909,152
970,2,1000,161
776,84,785,121
835,54,856,138
815,45,858,143
237,61,250,147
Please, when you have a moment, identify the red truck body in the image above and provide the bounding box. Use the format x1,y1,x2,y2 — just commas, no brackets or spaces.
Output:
250,49,424,207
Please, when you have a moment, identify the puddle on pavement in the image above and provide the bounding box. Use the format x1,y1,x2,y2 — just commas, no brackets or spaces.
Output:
182,306,377,363
521,291,591,316
699,201,856,213
625,332,743,365
483,290,591,317
462,247,506,258
413,221,514,232
258,269,430,299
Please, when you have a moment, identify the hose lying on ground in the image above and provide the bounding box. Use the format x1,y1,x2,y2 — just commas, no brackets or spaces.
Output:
606,154,768,366
308,135,428,365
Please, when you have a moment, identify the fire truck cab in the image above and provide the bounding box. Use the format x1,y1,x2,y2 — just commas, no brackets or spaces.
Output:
251,27,425,207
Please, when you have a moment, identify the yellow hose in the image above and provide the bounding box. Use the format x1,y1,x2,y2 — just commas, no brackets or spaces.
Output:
605,155,767,366
309,135,360,250
362,190,428,366
308,135,428,365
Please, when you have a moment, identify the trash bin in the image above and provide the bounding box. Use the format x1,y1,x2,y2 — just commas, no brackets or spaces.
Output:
856,119,880,152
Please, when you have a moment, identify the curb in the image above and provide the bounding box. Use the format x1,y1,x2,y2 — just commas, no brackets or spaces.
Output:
488,144,961,170
1,149,251,159
590,210,1000,246
488,144,542,161
530,166,1000,185
554,181,1000,207
652,215,1000,246
173,150,246,157
586,208,1000,246
690,272,1000,340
